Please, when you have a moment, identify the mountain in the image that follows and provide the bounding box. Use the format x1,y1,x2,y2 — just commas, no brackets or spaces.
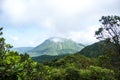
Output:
11,47,33,53
29,37,84,57
79,41,116,58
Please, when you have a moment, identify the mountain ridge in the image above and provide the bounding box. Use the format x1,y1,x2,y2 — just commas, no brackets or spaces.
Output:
12,37,84,57
11,47,33,53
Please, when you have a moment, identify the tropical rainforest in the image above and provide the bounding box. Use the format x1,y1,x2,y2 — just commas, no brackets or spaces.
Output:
0,15,120,80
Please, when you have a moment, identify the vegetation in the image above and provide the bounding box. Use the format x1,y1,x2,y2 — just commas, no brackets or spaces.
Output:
95,15,120,55
79,41,116,58
95,15,120,80
43,54,115,80
32,54,67,63
1,15,120,80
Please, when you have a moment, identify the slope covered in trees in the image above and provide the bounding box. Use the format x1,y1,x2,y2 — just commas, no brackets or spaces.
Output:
42,54,115,80
79,41,116,58
32,54,67,63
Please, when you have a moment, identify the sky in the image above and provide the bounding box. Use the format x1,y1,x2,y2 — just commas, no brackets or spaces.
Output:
0,0,120,47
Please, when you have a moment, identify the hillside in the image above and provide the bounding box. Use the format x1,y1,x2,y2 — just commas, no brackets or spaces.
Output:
43,54,97,68
79,41,116,58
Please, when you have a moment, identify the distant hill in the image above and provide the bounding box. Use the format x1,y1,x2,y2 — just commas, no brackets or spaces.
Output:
11,47,33,54
79,41,116,58
28,37,84,57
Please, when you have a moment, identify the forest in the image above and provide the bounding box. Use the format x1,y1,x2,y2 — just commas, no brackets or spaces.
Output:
0,15,120,80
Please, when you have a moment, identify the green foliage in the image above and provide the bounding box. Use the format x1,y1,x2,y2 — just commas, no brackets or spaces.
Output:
47,68,65,80
44,54,97,69
95,15,120,79
98,55,112,68
79,66,115,80
32,54,67,63
0,27,46,80
43,53,115,80
84,66,115,80
65,67,80,80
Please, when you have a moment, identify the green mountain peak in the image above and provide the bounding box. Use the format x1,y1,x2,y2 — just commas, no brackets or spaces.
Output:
29,37,84,57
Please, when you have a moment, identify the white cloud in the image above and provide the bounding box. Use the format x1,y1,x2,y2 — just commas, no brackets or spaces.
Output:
29,41,35,45
9,35,19,41
66,25,100,44
2,0,119,26
2,0,27,22
1,0,120,47
1,0,95,24
47,0,94,16
41,18,56,30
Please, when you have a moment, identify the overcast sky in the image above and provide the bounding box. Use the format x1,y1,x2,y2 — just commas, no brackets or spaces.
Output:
0,0,120,47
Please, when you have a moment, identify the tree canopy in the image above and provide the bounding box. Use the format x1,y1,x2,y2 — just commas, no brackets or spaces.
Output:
95,15,120,54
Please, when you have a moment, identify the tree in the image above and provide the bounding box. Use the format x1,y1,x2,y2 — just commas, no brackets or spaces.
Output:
95,15,120,55
0,27,7,79
65,67,80,80
0,27,46,80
